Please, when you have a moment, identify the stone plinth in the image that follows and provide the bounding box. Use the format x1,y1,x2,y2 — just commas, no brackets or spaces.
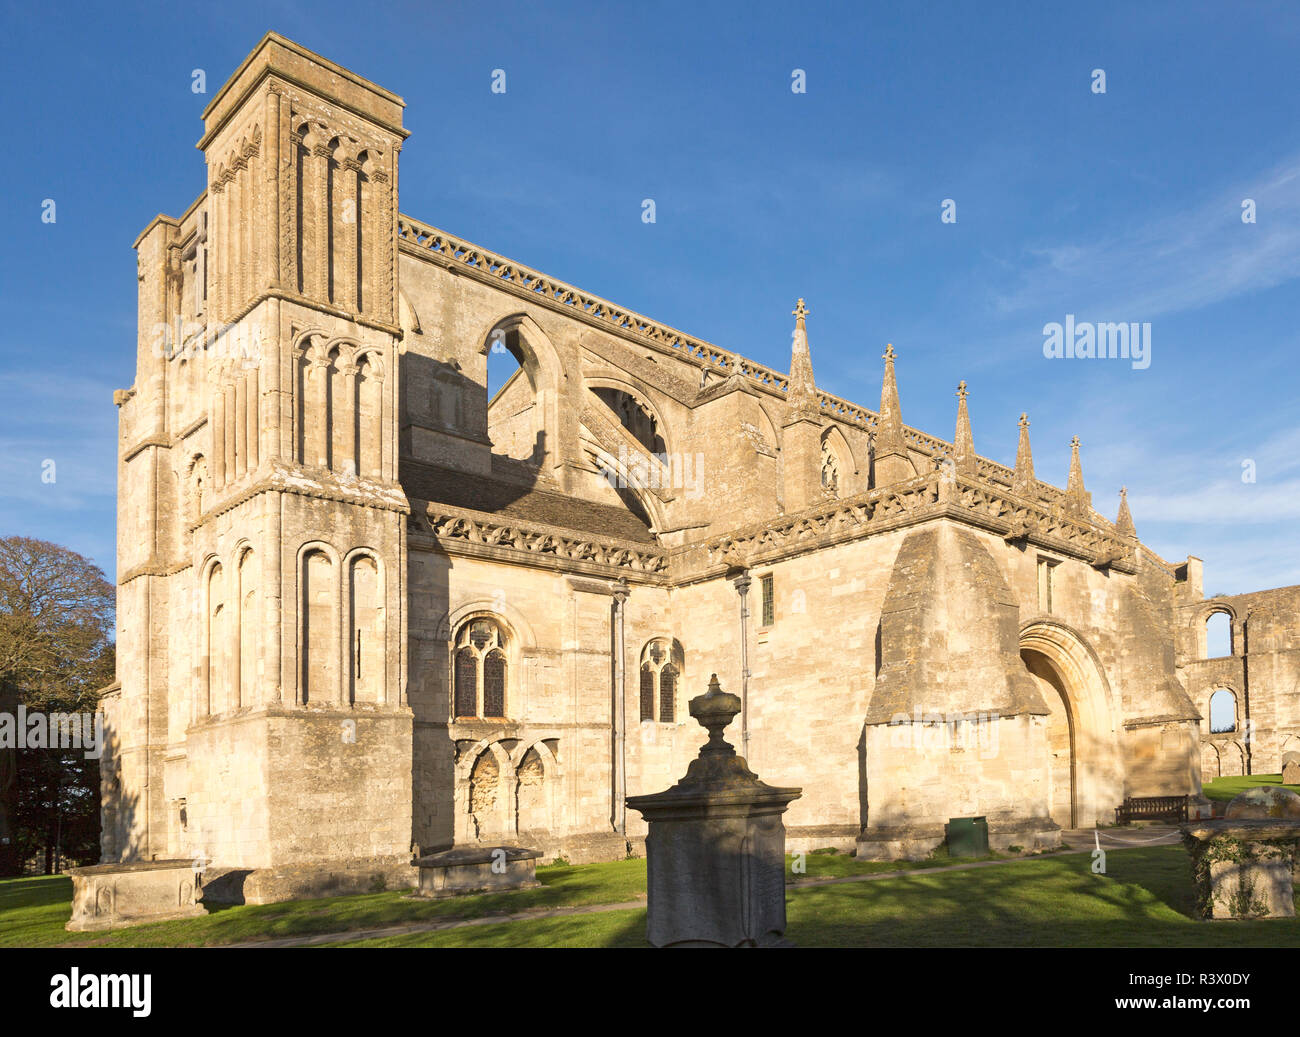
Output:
67,860,207,931
411,845,541,899
1182,788,1300,919
626,674,802,947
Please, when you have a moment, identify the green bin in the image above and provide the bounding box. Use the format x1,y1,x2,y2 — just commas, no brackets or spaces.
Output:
945,816,989,858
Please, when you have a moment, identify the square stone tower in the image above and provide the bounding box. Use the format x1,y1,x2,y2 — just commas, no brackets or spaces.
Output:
108,35,415,898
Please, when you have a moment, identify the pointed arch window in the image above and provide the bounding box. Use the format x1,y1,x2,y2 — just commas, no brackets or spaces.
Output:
639,639,682,725
452,617,509,719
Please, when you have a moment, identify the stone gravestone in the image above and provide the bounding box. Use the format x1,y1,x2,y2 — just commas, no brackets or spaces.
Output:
1282,752,1300,787
1181,787,1300,920
626,674,801,947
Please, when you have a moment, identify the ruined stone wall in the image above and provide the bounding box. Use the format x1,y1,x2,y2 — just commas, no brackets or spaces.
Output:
1177,584,1300,777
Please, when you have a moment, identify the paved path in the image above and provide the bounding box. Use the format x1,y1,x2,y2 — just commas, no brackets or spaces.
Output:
1061,824,1181,849
224,827,1182,948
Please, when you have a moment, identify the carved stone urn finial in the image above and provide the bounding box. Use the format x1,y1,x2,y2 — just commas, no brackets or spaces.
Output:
691,674,741,758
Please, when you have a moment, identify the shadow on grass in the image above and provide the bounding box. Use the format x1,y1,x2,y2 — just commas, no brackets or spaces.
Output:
0,858,650,948
785,847,1298,948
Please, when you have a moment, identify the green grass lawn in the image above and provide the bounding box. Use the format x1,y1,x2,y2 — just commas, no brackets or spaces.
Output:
0,858,648,948
0,846,1027,948
330,846,1300,948
1203,772,1300,803
7,842,1297,948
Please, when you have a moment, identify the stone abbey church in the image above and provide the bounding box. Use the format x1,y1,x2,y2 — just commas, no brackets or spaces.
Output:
104,34,1300,899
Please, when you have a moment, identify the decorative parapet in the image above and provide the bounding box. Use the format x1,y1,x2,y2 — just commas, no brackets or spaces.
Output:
409,499,671,580
671,470,1136,583
404,465,1133,586
398,215,789,392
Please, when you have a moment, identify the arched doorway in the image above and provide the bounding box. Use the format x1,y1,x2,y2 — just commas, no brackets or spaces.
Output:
1022,650,1076,827
1019,621,1122,830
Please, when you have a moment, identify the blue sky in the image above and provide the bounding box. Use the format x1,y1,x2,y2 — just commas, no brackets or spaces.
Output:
1,0,1297,594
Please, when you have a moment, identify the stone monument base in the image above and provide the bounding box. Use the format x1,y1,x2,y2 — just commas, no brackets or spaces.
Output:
67,860,206,931
1182,819,1300,920
410,845,542,899
1183,784,1300,919
202,855,417,905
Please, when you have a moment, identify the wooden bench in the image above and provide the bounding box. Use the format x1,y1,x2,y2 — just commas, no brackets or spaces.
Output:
1114,795,1188,825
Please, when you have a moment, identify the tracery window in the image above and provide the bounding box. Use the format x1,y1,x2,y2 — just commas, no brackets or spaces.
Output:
639,639,680,723
453,617,508,719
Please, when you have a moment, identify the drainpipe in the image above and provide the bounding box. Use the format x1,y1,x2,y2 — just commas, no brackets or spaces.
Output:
612,579,629,835
732,570,752,761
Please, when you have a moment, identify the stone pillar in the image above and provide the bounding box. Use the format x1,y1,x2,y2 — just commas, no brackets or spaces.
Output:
611,579,628,836
626,675,801,947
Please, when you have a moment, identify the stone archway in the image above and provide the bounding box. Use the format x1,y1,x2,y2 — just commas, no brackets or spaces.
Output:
1022,650,1077,827
1218,739,1246,777
1019,621,1123,830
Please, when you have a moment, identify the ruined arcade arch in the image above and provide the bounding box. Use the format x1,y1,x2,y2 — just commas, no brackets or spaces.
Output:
1208,687,1238,733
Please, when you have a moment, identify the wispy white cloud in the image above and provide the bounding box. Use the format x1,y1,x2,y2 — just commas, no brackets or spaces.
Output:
1090,423,1300,593
992,154,1300,320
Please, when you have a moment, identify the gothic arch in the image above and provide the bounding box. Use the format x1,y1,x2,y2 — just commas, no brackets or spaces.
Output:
585,374,674,456
821,425,855,495
1019,619,1123,828
1218,738,1247,777
511,737,563,835
822,424,854,464
509,735,562,773
454,738,516,842
1206,686,1240,733
479,313,567,469
455,734,517,783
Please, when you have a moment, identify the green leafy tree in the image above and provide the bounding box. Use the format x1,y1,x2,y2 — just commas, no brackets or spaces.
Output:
0,536,115,875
